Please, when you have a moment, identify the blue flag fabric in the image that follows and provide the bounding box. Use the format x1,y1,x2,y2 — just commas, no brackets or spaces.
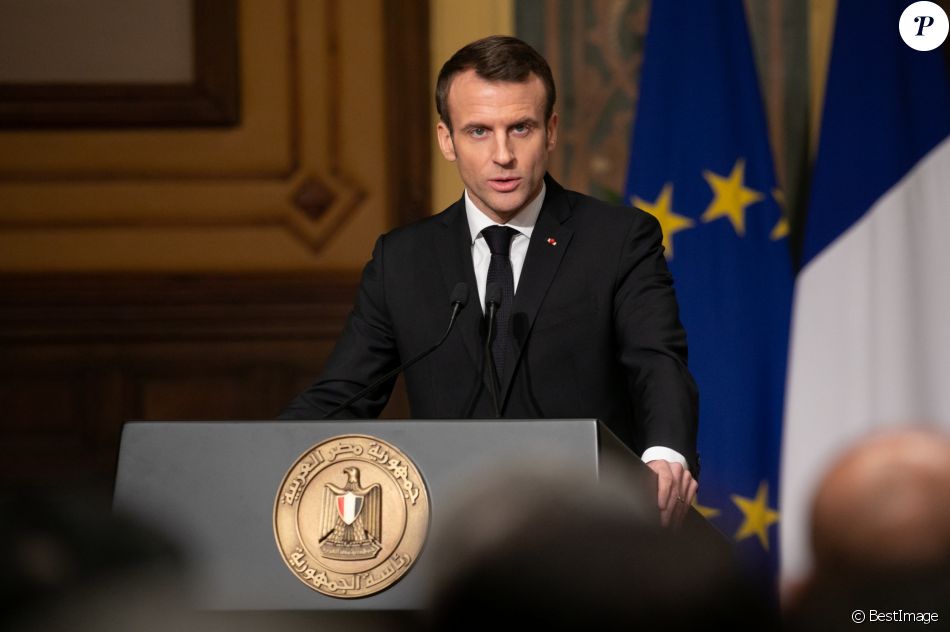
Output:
802,0,950,264
624,1,792,577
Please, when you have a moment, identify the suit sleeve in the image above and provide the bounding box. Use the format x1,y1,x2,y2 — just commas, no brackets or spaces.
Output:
279,235,401,420
613,212,700,475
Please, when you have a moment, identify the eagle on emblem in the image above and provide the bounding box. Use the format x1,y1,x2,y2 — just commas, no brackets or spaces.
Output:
318,467,382,560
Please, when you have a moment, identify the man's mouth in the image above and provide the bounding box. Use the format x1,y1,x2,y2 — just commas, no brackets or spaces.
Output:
488,177,521,192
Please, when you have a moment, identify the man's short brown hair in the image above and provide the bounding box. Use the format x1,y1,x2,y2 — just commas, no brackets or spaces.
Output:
435,35,556,132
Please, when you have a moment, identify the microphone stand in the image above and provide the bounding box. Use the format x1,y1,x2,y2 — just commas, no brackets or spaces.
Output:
484,289,502,419
321,285,468,420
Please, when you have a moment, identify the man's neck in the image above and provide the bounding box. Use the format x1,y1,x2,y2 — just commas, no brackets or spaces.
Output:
464,182,546,243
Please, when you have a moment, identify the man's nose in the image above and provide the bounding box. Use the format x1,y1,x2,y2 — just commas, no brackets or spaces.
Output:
492,136,514,166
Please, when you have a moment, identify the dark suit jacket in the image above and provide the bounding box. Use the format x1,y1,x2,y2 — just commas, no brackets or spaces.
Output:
281,174,699,473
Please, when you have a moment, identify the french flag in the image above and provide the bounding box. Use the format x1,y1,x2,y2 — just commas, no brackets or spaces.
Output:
780,0,950,581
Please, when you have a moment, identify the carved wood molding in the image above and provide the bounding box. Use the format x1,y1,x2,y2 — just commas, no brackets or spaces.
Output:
0,0,240,129
0,0,430,255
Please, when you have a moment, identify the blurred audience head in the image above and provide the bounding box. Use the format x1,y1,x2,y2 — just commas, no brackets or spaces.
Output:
0,487,186,631
426,462,773,631
811,426,950,572
787,426,950,629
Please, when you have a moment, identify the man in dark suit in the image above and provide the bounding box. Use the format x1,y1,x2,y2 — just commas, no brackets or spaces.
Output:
282,36,698,526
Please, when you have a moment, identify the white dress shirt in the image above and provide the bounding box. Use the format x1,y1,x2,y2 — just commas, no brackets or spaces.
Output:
464,184,544,312
461,183,687,470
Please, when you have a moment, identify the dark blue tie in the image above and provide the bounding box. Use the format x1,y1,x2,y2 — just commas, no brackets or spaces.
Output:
482,225,518,382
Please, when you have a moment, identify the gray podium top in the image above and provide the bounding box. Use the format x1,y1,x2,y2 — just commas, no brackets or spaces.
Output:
113,419,649,611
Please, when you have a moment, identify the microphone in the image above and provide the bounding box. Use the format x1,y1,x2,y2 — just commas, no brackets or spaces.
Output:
484,282,502,418
321,282,469,419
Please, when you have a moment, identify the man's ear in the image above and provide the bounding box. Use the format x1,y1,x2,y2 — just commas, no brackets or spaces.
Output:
546,112,559,151
436,121,457,162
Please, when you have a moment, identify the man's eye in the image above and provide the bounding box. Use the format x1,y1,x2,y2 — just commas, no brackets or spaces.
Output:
469,128,486,137
513,124,530,135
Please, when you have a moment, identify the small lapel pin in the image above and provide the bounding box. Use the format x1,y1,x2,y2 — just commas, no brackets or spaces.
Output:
547,237,557,246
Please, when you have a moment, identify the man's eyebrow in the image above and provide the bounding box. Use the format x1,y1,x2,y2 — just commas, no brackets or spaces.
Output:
509,117,539,128
459,117,540,132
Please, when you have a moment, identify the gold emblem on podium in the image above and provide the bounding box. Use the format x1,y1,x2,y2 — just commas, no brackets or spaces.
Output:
273,435,430,598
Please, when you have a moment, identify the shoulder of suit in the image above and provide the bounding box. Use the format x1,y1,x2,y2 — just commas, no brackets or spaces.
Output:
378,203,459,245
561,187,658,231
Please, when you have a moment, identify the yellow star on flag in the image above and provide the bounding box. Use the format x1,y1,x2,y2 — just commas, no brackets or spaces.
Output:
692,500,721,520
701,158,764,236
731,480,780,550
770,188,790,240
633,183,694,259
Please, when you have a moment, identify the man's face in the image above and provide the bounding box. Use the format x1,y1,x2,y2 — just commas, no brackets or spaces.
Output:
437,69,558,223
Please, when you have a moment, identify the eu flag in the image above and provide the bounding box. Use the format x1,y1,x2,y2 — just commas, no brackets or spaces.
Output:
624,1,793,578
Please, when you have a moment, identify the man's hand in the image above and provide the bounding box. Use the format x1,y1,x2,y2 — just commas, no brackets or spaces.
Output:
646,460,697,528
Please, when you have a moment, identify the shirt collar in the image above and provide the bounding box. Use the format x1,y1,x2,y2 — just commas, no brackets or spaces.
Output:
464,182,546,244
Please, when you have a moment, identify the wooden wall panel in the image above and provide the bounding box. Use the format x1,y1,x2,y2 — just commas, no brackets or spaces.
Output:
0,0,395,272
0,0,239,128
0,274,410,488
0,0,426,491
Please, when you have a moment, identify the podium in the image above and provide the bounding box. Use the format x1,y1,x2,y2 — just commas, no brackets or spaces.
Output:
113,419,720,611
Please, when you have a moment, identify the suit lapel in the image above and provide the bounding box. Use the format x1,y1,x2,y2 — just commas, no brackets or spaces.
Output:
435,198,482,371
499,176,574,406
